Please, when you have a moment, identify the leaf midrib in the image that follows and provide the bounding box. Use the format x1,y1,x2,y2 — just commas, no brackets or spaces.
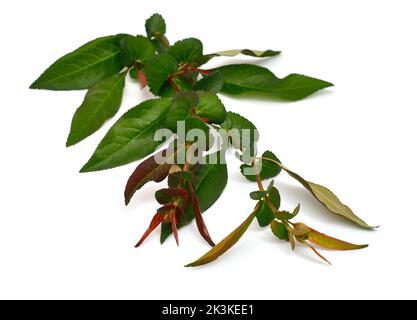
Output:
40,48,120,86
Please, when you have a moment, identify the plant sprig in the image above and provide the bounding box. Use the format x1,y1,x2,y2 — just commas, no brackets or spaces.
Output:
31,13,375,266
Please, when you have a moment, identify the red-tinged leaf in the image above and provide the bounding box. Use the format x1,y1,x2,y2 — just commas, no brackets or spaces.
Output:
189,182,215,247
155,188,189,205
171,211,180,246
135,213,164,247
185,205,258,267
299,238,331,265
125,149,172,205
307,228,368,251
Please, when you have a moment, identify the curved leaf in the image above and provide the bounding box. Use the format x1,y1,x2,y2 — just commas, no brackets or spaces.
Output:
254,187,280,227
143,54,178,95
80,98,172,172
260,157,376,229
213,64,333,101
145,13,166,39
240,150,282,181
194,72,224,93
30,35,125,90
197,49,280,65
161,152,228,243
220,112,258,152
185,208,257,267
196,91,227,124
120,35,154,67
168,38,203,65
308,229,368,251
66,72,126,146
270,220,289,240
124,149,176,205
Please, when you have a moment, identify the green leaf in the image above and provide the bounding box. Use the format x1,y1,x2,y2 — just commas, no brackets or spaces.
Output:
220,112,258,153
259,157,376,229
254,186,280,227
198,49,280,65
250,191,265,201
164,92,199,131
66,72,126,147
80,98,172,172
161,152,228,243
145,13,166,39
240,150,282,182
196,91,227,124
270,220,289,240
274,203,300,221
159,77,193,97
164,91,226,129
143,54,178,95
185,207,257,267
213,64,333,101
30,35,125,90
168,38,203,65
194,72,224,93
119,35,154,67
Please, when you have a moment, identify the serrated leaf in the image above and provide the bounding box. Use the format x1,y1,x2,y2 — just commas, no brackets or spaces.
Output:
164,91,225,128
259,156,375,229
143,54,178,95
270,220,289,240
124,149,176,205
196,91,227,124
66,73,126,146
186,207,257,267
194,72,224,93
161,152,228,243
159,77,193,97
145,13,166,39
80,98,172,172
274,204,300,221
198,49,280,65
254,186,280,227
164,92,199,131
30,35,125,90
220,112,258,154
119,35,154,67
240,150,282,182
213,64,333,101
168,38,203,65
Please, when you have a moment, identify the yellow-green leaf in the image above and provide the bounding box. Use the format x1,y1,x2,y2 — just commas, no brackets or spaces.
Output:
307,228,368,251
185,208,257,267
261,156,375,229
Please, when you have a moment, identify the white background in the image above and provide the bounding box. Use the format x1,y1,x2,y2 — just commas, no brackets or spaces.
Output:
0,0,416,300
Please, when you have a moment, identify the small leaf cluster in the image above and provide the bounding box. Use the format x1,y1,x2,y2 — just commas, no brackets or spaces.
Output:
31,13,375,266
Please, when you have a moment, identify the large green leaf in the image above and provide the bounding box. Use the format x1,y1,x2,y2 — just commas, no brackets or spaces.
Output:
213,64,333,101
30,35,125,90
198,49,280,65
161,152,228,243
66,73,126,147
240,150,282,182
143,54,178,95
168,38,203,65
119,35,154,67
186,207,257,267
80,98,172,172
